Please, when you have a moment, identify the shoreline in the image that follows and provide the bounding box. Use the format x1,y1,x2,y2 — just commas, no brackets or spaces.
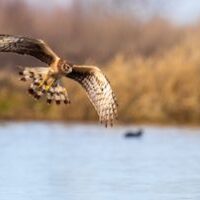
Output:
0,119,200,128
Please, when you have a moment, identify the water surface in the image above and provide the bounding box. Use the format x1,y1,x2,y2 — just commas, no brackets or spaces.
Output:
0,122,200,200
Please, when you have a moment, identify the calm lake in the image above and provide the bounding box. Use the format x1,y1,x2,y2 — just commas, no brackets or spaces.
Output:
0,122,200,200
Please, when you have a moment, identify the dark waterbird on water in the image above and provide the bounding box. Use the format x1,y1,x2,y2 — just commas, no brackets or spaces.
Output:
124,129,143,138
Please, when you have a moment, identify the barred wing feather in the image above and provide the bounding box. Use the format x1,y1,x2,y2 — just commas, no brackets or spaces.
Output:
0,34,58,65
67,65,118,126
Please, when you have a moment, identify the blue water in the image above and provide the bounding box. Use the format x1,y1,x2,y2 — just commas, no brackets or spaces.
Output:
0,122,200,200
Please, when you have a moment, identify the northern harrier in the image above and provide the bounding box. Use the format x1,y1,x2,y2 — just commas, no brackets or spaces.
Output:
0,34,118,126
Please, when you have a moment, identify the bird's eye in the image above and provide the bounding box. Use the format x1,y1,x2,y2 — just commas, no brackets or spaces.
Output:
62,64,68,71
61,63,72,74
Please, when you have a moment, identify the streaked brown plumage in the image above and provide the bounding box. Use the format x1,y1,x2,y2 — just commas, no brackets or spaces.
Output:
0,34,118,126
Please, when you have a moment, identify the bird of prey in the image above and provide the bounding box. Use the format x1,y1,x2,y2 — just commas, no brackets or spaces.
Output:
0,34,118,126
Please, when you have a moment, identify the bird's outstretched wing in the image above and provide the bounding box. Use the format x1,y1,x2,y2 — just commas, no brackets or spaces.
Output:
67,65,118,126
0,34,59,65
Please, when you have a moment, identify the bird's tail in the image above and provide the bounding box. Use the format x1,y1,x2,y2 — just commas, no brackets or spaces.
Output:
18,67,70,104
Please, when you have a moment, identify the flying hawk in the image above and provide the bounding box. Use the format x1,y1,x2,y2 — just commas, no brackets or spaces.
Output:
0,34,118,126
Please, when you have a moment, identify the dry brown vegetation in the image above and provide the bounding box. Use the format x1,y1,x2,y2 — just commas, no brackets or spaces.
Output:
0,0,200,124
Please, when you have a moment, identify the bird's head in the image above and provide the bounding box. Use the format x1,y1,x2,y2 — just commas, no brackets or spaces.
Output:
60,60,73,74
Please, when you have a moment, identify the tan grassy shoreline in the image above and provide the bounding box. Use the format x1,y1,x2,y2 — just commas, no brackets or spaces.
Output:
1,42,200,125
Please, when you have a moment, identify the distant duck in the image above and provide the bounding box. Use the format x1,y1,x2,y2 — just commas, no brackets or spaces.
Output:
124,129,143,138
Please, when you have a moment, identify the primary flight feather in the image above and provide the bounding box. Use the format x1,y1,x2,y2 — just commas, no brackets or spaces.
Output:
0,34,118,126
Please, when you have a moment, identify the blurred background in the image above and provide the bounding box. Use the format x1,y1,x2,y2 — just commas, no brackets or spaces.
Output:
1,1,200,200
1,0,200,124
